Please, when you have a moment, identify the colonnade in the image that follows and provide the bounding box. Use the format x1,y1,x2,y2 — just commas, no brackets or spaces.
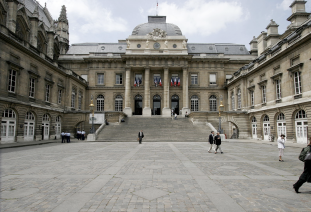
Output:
123,67,190,117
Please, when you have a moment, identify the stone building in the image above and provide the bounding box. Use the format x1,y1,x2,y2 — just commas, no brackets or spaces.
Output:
226,0,311,143
0,0,88,143
1,0,310,144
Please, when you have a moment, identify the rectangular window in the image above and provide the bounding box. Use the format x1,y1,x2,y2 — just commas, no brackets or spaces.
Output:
191,74,198,85
276,80,281,99
45,84,50,102
262,86,266,103
251,91,254,106
71,89,76,108
116,74,123,85
294,71,301,95
8,70,17,93
78,92,82,110
98,74,104,85
58,89,62,104
135,74,143,86
210,74,216,85
29,78,35,98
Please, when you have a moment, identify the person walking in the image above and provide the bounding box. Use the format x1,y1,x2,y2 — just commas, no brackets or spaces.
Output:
293,137,311,193
66,132,71,143
61,131,65,143
138,130,144,144
81,130,85,140
208,131,215,153
77,130,81,140
174,113,177,120
277,134,286,162
214,132,223,154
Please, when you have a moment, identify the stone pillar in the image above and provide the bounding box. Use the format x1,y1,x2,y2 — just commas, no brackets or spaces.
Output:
29,5,39,47
143,67,151,116
47,31,55,59
182,67,190,115
162,67,171,117
123,68,132,117
7,0,19,33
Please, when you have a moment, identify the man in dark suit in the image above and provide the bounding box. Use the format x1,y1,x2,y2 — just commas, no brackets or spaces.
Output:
214,132,223,154
208,131,215,153
138,130,144,144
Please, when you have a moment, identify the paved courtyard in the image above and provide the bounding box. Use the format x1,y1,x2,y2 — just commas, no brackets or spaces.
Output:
0,141,311,212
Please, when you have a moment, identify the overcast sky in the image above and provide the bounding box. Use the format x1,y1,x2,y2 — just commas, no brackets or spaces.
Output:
37,0,311,50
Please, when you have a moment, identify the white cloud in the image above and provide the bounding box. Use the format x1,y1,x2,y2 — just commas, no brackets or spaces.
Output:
277,0,292,10
36,0,128,43
148,0,247,36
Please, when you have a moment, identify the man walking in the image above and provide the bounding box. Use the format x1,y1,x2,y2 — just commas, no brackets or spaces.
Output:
66,132,71,143
208,131,215,153
81,130,85,140
214,132,223,154
138,130,144,144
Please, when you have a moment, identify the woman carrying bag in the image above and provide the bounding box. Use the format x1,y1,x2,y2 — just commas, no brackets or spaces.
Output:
293,137,311,193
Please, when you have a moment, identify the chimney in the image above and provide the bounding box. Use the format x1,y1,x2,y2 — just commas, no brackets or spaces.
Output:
287,0,311,29
265,19,280,47
249,36,258,56
257,31,267,56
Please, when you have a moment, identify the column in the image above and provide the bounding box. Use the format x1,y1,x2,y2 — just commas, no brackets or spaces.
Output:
143,67,151,116
162,67,171,117
123,68,132,117
47,31,55,59
182,67,190,115
7,0,19,33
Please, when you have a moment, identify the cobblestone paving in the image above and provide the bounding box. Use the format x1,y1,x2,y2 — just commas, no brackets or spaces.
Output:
1,142,311,212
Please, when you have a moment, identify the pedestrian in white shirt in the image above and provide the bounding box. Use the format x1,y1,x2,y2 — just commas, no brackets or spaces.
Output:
61,132,65,143
277,134,286,162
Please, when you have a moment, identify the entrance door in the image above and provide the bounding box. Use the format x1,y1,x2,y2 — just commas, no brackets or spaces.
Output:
171,95,179,115
153,95,161,115
42,114,50,140
24,122,34,141
263,123,270,140
296,121,308,144
55,116,61,139
251,117,257,139
135,95,142,115
1,109,16,143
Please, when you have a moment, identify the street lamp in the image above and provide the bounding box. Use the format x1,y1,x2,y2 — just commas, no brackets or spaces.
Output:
218,100,224,134
89,95,95,134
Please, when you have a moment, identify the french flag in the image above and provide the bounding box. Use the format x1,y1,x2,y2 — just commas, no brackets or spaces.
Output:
177,78,180,86
170,78,173,86
159,78,162,86
154,78,157,86
174,78,177,86
134,78,137,87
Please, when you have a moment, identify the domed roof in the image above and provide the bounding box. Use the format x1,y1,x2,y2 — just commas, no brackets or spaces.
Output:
132,16,182,36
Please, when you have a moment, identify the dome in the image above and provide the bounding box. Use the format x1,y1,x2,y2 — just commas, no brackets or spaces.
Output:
132,16,183,36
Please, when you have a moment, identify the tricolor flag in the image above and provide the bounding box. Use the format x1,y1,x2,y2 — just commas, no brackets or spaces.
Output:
170,78,173,86
154,77,158,86
159,78,162,86
177,78,180,86
134,78,137,87
174,78,177,86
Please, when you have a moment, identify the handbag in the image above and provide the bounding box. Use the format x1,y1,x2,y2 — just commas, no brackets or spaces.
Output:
137,138,139,141
304,150,311,161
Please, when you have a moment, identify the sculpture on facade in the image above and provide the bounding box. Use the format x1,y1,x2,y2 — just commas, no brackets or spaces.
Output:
182,40,187,49
146,40,149,49
147,28,167,41
164,40,168,49
127,40,131,48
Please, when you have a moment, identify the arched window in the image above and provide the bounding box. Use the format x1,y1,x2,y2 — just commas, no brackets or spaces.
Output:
191,95,199,111
97,95,104,111
277,113,286,137
277,113,285,121
25,112,35,120
37,32,47,54
115,95,123,112
263,115,269,122
231,92,235,110
15,18,28,41
56,116,61,123
2,109,16,118
209,95,217,111
42,114,50,122
237,89,241,109
252,117,257,123
296,110,307,119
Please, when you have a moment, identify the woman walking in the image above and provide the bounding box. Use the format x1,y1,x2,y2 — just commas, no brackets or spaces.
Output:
293,137,311,193
277,134,286,161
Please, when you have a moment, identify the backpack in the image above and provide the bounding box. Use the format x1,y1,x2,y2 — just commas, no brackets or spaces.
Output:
299,146,311,162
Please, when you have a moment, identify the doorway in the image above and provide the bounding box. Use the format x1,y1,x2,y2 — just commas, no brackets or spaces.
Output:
135,95,143,115
153,95,161,115
171,95,179,115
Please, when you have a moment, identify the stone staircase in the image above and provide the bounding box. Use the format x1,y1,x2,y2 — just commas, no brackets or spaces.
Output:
97,116,213,142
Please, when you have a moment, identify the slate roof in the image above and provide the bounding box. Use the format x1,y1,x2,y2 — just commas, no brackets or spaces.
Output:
187,43,250,55
22,0,52,28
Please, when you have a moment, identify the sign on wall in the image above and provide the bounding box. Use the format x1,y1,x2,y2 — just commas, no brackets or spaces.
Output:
89,114,105,124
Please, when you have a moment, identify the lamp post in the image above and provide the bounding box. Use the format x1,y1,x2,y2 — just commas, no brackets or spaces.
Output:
89,95,95,134
218,100,224,134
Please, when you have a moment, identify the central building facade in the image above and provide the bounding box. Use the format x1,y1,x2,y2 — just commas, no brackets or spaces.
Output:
59,16,254,119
